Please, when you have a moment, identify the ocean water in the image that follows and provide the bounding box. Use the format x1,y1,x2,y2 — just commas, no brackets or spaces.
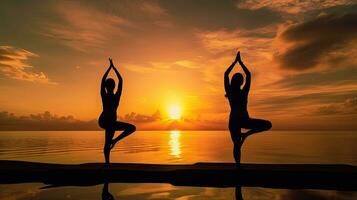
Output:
0,130,356,199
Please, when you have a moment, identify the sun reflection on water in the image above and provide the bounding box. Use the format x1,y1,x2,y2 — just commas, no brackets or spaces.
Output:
169,130,181,158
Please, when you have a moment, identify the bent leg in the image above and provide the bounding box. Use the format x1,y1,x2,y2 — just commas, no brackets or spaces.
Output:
241,118,272,143
111,121,136,149
104,129,115,164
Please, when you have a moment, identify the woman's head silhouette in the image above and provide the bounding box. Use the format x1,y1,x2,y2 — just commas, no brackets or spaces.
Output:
105,78,115,93
231,73,244,89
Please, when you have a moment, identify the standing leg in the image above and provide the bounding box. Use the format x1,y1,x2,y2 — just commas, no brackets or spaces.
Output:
104,129,115,165
233,140,241,164
111,121,136,149
229,127,242,164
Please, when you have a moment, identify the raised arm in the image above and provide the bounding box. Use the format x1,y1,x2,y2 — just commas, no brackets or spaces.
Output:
237,53,251,95
101,61,112,96
224,51,239,96
110,59,123,97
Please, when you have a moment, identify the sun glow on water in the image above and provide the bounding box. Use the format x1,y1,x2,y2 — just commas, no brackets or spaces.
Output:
169,130,181,158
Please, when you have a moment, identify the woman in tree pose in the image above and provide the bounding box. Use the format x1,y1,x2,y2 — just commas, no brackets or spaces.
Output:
99,58,136,165
224,51,272,163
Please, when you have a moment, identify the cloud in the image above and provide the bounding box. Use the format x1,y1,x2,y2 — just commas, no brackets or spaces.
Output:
237,0,356,14
120,110,162,123
124,60,200,73
314,96,357,115
140,2,173,28
271,67,357,88
2,105,356,130
274,13,357,70
120,110,228,130
0,110,163,131
159,0,282,30
172,60,199,69
0,111,97,131
197,26,275,53
260,90,357,109
0,46,52,83
42,2,131,51
140,2,168,17
0,110,226,131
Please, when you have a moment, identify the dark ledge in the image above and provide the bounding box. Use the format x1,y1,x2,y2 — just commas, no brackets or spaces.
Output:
1,160,356,190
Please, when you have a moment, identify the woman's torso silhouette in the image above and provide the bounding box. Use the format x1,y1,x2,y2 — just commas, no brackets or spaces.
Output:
99,93,119,129
228,90,249,120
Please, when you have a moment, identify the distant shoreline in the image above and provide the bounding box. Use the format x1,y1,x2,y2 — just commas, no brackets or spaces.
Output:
0,129,356,131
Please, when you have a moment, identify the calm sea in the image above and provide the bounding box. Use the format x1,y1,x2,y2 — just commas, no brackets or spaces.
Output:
0,130,356,199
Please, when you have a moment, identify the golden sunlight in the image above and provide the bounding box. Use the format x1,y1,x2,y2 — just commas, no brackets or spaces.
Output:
168,104,182,120
169,130,181,158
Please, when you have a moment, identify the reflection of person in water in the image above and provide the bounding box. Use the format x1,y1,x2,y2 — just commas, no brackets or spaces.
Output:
99,58,136,165
235,186,243,200
102,182,114,200
224,51,272,163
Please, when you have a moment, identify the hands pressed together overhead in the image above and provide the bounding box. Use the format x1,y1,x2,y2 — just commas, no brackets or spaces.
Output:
109,58,115,68
235,51,243,64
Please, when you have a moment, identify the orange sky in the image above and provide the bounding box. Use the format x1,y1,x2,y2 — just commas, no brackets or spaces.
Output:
0,1,356,130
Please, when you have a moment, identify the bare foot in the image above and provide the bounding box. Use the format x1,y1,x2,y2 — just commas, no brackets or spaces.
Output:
110,138,120,149
241,133,250,144
110,141,113,149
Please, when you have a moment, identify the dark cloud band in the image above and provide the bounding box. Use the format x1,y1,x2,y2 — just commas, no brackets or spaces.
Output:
275,12,357,70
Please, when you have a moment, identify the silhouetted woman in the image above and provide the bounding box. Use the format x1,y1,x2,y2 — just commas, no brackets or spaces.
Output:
99,58,136,165
224,51,272,163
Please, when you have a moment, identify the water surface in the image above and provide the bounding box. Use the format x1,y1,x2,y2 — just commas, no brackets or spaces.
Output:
0,130,356,199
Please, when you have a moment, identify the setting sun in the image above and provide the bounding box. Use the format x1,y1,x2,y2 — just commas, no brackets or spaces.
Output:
168,104,182,120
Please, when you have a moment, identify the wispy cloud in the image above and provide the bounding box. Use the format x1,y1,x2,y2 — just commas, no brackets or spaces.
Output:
140,1,168,17
274,13,357,71
314,96,357,115
120,110,162,123
124,59,200,73
42,2,131,51
0,46,52,83
271,67,357,89
237,0,356,14
196,26,275,55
